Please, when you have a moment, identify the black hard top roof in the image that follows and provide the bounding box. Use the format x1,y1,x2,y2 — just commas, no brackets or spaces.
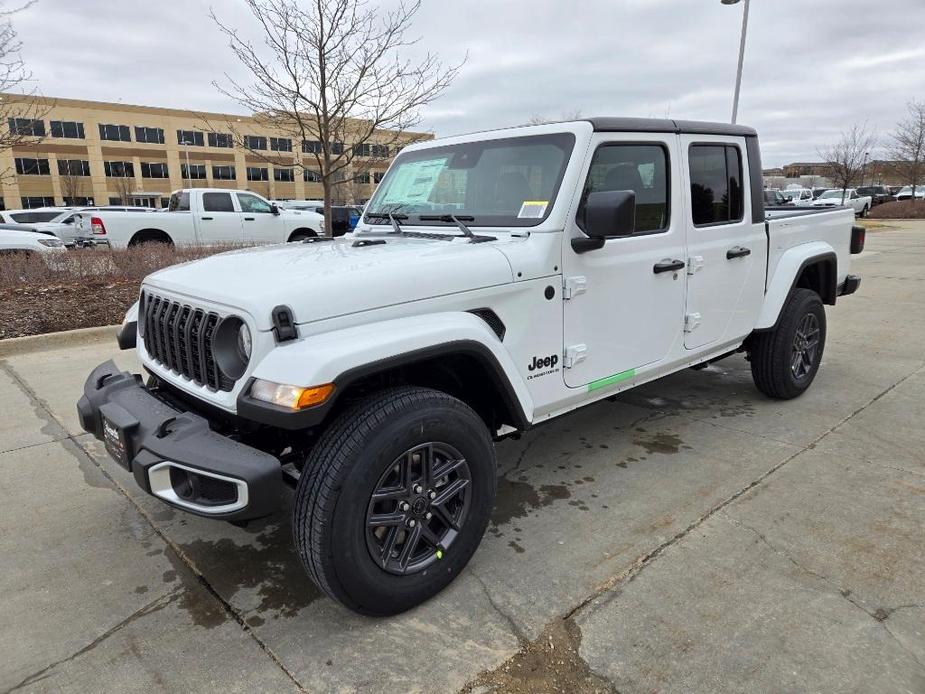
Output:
586,117,757,137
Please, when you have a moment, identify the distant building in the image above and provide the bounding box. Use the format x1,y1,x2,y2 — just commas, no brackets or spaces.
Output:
782,160,908,186
0,94,427,209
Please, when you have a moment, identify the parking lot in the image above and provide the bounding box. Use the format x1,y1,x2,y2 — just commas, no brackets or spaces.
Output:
1,222,923,693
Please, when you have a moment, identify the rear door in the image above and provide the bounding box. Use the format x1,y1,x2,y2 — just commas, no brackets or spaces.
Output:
563,133,686,388
681,137,767,349
197,192,243,244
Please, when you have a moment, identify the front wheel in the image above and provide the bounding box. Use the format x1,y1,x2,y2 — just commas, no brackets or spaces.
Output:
293,386,496,615
749,288,827,399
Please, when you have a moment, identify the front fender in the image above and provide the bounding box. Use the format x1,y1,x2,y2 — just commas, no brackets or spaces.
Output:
755,241,836,330
242,312,534,429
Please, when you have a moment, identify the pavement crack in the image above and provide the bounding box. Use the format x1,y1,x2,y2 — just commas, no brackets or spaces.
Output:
470,570,529,647
0,360,309,694
6,589,182,692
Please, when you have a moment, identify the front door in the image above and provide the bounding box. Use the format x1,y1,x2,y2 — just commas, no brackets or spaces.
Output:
237,193,280,244
563,134,686,389
198,191,244,244
681,137,767,349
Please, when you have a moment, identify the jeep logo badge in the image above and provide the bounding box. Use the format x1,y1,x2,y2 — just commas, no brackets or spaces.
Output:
528,354,559,372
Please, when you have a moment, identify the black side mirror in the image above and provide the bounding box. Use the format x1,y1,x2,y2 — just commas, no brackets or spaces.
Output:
572,190,636,254
270,203,280,215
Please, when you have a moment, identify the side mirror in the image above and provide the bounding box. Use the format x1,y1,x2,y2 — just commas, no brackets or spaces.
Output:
270,203,280,216
572,190,636,254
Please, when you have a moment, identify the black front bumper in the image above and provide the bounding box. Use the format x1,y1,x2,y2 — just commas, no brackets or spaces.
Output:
77,360,282,520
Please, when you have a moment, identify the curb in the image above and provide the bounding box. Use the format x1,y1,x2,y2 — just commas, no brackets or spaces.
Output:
0,324,120,358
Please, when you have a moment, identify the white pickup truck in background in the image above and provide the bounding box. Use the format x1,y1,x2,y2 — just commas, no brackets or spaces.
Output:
75,189,324,248
811,188,872,216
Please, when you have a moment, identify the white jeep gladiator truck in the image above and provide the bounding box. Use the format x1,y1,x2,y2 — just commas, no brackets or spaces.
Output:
74,188,324,247
78,118,864,616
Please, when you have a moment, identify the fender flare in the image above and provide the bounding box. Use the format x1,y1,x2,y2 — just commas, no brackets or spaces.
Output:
237,312,533,431
755,242,837,330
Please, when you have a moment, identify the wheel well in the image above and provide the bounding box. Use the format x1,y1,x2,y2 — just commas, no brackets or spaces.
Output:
129,229,172,246
794,256,836,305
288,228,318,242
329,350,526,434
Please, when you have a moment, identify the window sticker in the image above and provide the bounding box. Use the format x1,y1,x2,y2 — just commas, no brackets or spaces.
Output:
518,200,549,218
378,158,448,207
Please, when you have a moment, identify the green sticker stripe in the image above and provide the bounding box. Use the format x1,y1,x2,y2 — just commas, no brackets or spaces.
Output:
587,368,636,392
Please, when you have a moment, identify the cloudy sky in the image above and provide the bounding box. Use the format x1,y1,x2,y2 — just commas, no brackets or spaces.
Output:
12,0,925,166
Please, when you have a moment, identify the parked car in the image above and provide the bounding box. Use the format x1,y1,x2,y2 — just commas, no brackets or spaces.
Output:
811,188,830,199
895,185,925,201
856,186,893,206
79,116,864,616
74,189,324,248
811,188,872,216
0,224,67,258
780,188,814,206
764,189,786,206
274,200,363,233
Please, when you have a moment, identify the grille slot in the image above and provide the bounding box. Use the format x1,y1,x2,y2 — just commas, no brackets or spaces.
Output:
142,293,231,391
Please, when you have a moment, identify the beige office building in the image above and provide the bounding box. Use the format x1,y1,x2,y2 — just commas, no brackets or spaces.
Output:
0,95,426,210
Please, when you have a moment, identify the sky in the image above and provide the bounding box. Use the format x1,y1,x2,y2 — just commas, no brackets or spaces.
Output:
11,0,925,167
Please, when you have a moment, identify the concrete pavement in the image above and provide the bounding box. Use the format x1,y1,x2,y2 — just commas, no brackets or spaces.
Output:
1,222,923,693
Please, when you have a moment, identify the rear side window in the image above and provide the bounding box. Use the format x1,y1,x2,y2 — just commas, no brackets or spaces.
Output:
169,192,191,211
580,144,670,233
202,193,235,212
689,144,744,226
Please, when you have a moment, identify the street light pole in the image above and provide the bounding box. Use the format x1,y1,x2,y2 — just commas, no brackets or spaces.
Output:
181,140,192,188
723,0,751,124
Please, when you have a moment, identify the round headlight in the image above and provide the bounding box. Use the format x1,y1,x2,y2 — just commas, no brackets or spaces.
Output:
237,322,252,361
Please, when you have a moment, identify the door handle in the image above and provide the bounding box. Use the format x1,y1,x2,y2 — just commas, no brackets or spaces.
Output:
726,246,751,259
653,259,686,274
201,216,213,221
244,217,255,221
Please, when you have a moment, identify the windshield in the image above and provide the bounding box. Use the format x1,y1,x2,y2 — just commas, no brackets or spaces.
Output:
364,133,576,227
820,190,845,199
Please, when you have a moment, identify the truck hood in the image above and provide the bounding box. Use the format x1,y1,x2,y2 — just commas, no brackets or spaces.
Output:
143,236,515,330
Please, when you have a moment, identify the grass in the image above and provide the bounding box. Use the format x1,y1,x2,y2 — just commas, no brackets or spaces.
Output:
867,200,925,220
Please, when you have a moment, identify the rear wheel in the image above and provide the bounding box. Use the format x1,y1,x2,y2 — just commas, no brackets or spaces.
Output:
293,386,496,615
288,228,318,242
749,288,826,399
128,230,172,247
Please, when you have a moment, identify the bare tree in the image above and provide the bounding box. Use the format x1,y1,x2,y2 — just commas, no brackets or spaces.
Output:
526,109,583,126
212,0,461,235
59,165,85,204
816,123,876,201
887,100,925,206
112,174,134,205
0,1,49,182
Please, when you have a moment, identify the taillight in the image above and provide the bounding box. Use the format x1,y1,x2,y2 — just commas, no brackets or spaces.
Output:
850,225,865,254
90,216,106,235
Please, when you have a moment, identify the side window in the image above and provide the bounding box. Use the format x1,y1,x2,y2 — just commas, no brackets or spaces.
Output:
689,144,744,226
202,192,235,212
237,193,272,214
580,143,670,233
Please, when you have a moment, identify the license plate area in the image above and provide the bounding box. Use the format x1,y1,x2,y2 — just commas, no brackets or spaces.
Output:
99,403,139,471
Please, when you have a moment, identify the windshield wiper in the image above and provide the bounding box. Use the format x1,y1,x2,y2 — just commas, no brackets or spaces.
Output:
417,214,496,243
361,212,455,242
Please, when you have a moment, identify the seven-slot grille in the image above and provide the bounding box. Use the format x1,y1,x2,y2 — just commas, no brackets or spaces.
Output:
141,292,233,392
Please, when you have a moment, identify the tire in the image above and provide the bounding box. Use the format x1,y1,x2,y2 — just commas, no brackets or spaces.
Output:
860,205,869,218
750,288,826,399
293,386,496,616
128,230,172,247
288,229,318,242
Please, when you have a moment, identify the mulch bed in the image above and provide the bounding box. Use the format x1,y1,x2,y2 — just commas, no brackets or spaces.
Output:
868,200,925,219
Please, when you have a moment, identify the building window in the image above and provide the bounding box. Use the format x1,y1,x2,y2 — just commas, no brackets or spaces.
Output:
99,123,132,142
20,196,55,208
160,197,171,208
8,118,45,136
180,163,206,180
247,166,269,181
141,162,169,178
270,137,292,152
63,196,92,206
57,159,91,176
244,135,267,150
208,132,233,148
50,120,85,139
373,171,385,184
304,169,321,182
302,140,343,155
689,144,744,227
177,130,204,147
104,161,134,177
135,126,165,144
15,157,50,175
352,143,371,157
108,197,122,205
371,144,389,158
274,167,294,182
212,165,236,180
353,171,370,184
